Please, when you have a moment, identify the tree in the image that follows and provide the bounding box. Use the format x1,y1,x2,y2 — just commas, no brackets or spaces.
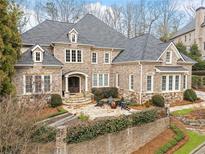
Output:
0,0,21,96
175,42,188,56
189,43,201,62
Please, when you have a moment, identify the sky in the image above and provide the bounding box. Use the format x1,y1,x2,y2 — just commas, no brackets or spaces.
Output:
20,0,205,31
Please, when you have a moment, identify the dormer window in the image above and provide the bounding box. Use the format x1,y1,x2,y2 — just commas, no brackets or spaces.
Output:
35,51,41,62
31,45,44,63
69,28,78,43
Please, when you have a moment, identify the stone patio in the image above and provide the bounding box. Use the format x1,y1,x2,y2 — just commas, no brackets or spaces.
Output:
63,104,139,120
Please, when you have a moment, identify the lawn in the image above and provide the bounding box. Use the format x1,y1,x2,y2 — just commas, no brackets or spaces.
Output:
174,131,205,154
171,108,193,116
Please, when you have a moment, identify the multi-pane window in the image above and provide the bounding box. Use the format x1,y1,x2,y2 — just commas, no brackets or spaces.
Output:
25,76,32,93
65,49,82,63
91,52,97,64
129,74,134,90
147,76,153,92
35,76,42,93
162,76,167,91
104,52,110,64
165,51,171,63
35,52,41,62
185,35,187,42
183,75,187,89
92,73,109,87
44,76,51,92
175,75,180,90
24,75,52,94
116,74,119,88
71,33,77,43
168,76,173,91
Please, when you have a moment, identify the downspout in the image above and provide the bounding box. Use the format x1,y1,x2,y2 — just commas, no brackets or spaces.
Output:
139,61,143,104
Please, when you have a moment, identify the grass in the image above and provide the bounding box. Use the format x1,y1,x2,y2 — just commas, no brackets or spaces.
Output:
78,113,89,121
48,107,68,118
171,108,193,116
174,131,205,154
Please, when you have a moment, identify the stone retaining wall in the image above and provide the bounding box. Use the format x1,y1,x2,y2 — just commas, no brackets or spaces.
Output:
62,117,169,154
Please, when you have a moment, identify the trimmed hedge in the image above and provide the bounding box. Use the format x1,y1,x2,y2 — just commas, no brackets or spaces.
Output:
50,94,62,108
152,95,165,107
92,87,118,100
31,126,57,143
155,125,185,154
183,89,197,102
65,109,158,144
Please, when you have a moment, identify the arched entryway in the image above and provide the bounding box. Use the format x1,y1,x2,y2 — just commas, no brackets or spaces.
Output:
64,71,88,94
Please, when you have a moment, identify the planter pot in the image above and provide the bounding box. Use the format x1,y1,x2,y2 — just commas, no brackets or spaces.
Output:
111,101,117,109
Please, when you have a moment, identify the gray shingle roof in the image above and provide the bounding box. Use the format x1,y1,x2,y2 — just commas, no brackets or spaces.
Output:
54,14,127,48
171,19,195,39
22,20,74,46
113,34,169,62
16,45,63,66
155,66,188,72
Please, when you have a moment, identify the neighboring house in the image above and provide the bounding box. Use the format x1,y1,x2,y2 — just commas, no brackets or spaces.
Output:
171,7,205,57
14,14,195,104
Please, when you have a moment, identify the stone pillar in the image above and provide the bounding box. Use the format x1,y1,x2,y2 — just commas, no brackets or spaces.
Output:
65,76,68,92
85,76,88,92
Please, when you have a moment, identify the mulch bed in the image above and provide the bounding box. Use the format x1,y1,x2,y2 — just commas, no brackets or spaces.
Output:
36,106,63,120
171,99,203,107
185,109,205,120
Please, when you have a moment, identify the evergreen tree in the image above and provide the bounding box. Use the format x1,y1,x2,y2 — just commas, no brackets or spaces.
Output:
175,42,188,56
190,43,201,57
0,0,21,96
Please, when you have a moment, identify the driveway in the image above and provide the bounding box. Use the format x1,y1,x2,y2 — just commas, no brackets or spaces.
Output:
196,90,205,100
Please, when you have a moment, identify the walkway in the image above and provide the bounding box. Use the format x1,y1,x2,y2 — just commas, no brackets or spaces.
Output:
170,90,205,112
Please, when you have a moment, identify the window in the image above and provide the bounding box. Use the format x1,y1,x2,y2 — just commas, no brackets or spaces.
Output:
168,76,173,91
162,76,167,91
35,76,42,93
129,74,134,90
25,76,32,93
34,51,42,62
147,76,153,92
204,42,205,51
189,33,191,41
92,73,109,87
165,51,171,64
116,74,119,88
65,49,82,63
175,75,180,90
91,52,97,64
183,75,187,89
92,74,98,87
44,75,51,92
185,35,187,42
70,33,77,43
104,52,110,64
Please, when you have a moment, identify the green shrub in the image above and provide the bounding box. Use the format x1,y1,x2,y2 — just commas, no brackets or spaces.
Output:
65,109,158,144
183,89,197,102
151,95,165,107
31,126,57,143
192,75,202,89
92,87,118,100
50,94,62,108
78,113,89,121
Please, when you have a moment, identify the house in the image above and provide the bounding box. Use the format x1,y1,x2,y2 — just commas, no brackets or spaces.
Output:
14,14,195,104
171,6,205,58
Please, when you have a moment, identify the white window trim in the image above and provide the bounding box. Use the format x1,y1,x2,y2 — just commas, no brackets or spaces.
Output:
104,51,111,64
70,33,77,43
65,49,83,63
129,74,134,91
161,74,181,93
165,51,172,64
92,73,109,88
33,51,43,62
91,52,98,64
115,73,119,88
146,75,154,93
183,75,188,90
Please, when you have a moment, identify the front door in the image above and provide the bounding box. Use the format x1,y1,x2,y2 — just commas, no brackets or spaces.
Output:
68,77,80,93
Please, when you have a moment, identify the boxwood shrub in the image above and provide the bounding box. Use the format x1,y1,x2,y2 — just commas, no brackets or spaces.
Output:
183,89,197,102
151,95,165,107
50,94,62,108
65,109,158,144
92,87,118,100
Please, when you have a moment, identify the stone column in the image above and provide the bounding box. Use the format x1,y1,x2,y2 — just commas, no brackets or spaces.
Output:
85,76,88,92
65,76,68,92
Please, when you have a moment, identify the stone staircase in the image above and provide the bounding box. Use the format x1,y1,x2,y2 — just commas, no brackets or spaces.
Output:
63,93,93,104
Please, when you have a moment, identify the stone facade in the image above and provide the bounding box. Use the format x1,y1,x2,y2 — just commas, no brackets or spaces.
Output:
172,7,205,57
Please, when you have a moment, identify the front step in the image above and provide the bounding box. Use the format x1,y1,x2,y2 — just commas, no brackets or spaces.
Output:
63,93,93,104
